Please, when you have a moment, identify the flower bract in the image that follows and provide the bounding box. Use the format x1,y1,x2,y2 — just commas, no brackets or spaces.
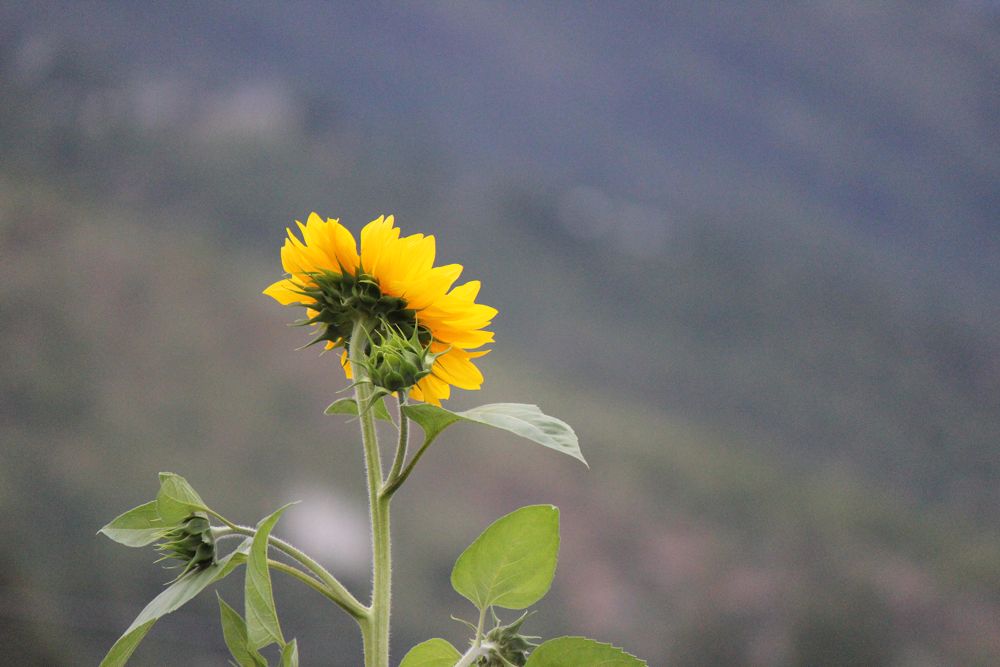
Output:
264,213,496,405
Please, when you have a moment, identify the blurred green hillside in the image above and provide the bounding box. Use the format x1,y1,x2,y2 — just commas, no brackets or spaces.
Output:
2,14,1000,667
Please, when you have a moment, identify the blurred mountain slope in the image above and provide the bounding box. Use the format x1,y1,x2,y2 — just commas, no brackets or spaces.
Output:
2,182,999,665
5,1,998,279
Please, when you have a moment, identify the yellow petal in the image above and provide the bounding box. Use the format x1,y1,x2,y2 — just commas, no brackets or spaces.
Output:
263,279,305,305
360,215,401,274
432,352,484,389
403,264,463,310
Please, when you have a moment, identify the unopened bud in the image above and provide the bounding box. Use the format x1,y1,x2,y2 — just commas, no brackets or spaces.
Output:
478,612,537,667
364,325,440,395
155,513,216,578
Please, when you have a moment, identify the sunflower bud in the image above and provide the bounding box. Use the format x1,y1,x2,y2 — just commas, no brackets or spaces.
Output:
155,514,216,578
363,325,440,395
478,612,537,667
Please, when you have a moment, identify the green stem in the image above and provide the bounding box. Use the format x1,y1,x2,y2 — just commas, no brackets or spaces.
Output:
474,606,487,648
383,395,409,494
453,606,491,667
351,319,392,667
212,522,367,620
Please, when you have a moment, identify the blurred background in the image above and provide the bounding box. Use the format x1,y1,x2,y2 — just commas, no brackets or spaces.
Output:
2,2,999,665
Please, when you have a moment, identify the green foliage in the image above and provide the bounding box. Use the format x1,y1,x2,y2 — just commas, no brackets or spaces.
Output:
280,639,300,667
403,403,586,465
524,637,646,666
245,504,295,651
100,538,252,667
409,506,648,666
451,505,560,611
155,472,210,525
99,501,169,547
399,402,464,444
398,638,462,667
217,594,268,667
324,396,393,422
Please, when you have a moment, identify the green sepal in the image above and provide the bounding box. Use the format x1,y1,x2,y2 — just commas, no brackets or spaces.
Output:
524,637,647,666
99,538,252,667
217,594,267,667
324,396,393,422
155,472,211,525
245,503,297,651
398,638,462,667
402,403,586,466
451,505,560,611
99,501,169,547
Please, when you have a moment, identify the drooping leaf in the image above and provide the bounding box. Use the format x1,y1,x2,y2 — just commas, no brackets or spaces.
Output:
155,472,210,525
280,638,299,667
402,403,585,466
100,539,252,667
398,638,463,667
217,594,267,667
99,501,169,547
245,503,296,650
524,636,647,666
324,396,393,422
460,404,586,467
451,505,560,611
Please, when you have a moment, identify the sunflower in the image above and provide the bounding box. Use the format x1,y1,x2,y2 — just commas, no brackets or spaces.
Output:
264,213,496,405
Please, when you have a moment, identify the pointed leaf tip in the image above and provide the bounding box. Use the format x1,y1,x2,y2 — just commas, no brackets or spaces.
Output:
402,402,586,466
100,501,168,547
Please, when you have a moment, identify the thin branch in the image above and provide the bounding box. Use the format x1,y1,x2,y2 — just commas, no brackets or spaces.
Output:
383,395,410,492
212,520,368,620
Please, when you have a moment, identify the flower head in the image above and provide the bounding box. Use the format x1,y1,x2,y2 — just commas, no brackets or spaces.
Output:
155,514,216,579
480,611,538,666
264,213,496,405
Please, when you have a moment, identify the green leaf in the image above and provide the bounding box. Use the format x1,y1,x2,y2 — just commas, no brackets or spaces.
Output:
324,396,392,422
217,594,267,667
155,472,210,525
280,638,299,667
460,404,586,466
402,403,586,466
100,539,252,667
245,503,295,650
399,638,463,667
400,403,465,444
451,505,560,611
99,501,168,547
524,637,647,666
